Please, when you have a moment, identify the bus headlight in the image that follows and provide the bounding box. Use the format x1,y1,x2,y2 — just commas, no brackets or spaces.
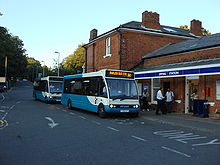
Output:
133,105,139,108
109,104,116,108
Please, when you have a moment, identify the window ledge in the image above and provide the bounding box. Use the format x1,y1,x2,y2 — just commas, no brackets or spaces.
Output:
103,54,112,58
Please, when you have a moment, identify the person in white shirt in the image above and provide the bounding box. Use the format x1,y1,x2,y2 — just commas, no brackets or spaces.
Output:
156,87,165,115
165,88,174,113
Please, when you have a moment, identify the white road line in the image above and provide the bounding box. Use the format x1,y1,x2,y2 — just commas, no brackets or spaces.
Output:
62,110,67,112
69,112,76,115
131,135,147,142
45,117,59,128
0,110,5,113
92,121,101,125
79,116,86,120
176,136,207,144
107,126,119,132
1,105,15,120
162,146,191,158
0,94,5,102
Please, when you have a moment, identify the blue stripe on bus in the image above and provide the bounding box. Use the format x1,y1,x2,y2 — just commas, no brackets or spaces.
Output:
64,74,83,79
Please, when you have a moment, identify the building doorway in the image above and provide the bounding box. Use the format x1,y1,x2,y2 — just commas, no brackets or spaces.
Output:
163,81,170,95
185,76,199,113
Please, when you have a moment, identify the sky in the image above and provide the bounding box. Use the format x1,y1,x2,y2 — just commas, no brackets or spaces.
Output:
1,0,220,68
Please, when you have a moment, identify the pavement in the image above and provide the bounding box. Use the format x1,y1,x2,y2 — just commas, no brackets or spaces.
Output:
140,110,220,133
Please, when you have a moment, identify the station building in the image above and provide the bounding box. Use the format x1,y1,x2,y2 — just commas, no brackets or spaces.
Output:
84,10,220,117
135,33,220,117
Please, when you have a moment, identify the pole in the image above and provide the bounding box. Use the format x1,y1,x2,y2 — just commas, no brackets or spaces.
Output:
5,56,7,78
55,52,60,77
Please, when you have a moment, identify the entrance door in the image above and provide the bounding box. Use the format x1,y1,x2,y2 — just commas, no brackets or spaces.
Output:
185,76,199,113
163,81,170,95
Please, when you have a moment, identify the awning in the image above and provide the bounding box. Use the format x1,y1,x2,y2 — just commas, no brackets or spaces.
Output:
135,58,220,79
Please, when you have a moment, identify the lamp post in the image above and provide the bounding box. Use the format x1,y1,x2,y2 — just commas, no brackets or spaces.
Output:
41,61,45,77
54,51,60,77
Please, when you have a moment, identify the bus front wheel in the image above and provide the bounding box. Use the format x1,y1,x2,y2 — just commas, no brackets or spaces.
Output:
98,104,107,118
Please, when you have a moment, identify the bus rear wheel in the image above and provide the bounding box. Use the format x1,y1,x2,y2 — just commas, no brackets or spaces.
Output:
98,104,107,118
67,99,72,110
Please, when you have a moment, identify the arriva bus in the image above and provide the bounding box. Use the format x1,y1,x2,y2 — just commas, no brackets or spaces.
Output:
61,70,140,117
33,76,63,103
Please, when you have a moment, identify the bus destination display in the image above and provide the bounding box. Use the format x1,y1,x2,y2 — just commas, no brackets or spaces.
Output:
106,70,134,79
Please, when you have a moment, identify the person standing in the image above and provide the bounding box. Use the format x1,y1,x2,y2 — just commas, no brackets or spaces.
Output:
156,87,165,115
142,89,150,111
165,88,174,113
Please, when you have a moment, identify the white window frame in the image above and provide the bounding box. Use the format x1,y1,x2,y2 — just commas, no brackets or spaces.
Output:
151,78,160,104
104,37,111,58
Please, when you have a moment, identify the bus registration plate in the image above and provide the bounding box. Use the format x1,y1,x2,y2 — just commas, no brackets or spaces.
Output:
120,110,129,113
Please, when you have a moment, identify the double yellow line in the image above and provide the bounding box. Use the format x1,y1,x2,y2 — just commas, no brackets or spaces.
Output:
0,120,8,130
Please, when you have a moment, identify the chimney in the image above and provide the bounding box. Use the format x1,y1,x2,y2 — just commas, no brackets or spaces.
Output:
142,11,160,30
190,19,202,36
89,29,98,41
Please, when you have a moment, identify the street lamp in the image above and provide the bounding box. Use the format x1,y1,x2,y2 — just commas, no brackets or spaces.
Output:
41,61,45,77
54,51,60,77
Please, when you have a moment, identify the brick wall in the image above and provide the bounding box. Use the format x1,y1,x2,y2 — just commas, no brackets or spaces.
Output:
120,31,189,70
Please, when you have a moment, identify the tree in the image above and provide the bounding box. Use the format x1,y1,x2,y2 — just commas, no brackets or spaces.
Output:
179,25,211,36
0,26,27,79
61,43,85,74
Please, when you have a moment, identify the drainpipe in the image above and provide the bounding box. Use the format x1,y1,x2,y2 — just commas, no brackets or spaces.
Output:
82,45,87,73
117,29,122,70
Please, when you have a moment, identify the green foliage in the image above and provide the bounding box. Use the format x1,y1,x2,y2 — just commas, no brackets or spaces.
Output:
179,25,211,36
0,26,27,79
61,43,85,74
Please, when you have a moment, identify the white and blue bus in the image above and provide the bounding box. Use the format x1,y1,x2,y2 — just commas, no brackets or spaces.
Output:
61,70,140,117
33,76,63,103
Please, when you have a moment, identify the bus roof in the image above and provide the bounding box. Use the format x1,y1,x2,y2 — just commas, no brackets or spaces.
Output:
64,69,134,80
34,76,63,81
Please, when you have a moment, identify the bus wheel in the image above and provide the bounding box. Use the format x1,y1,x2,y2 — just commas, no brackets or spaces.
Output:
67,99,72,110
34,94,37,101
98,104,107,118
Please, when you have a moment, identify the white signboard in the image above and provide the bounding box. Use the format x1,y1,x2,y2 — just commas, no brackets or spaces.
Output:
216,81,220,100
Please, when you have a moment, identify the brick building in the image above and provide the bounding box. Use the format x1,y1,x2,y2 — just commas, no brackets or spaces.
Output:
135,33,220,117
83,11,197,72
83,10,220,117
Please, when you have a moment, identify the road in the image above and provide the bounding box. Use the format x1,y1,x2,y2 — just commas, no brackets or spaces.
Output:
0,80,220,165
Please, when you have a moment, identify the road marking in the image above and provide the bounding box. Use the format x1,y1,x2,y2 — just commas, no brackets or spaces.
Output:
1,105,15,120
92,121,101,125
0,120,8,130
0,110,5,113
131,135,147,142
154,130,207,144
0,94,5,102
16,101,21,104
107,126,119,132
162,146,191,158
192,139,220,146
176,137,207,144
62,109,67,112
45,117,59,128
69,112,76,115
56,107,60,110
79,116,86,120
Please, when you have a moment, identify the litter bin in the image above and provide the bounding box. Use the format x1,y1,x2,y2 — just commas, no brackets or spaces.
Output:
192,99,208,117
